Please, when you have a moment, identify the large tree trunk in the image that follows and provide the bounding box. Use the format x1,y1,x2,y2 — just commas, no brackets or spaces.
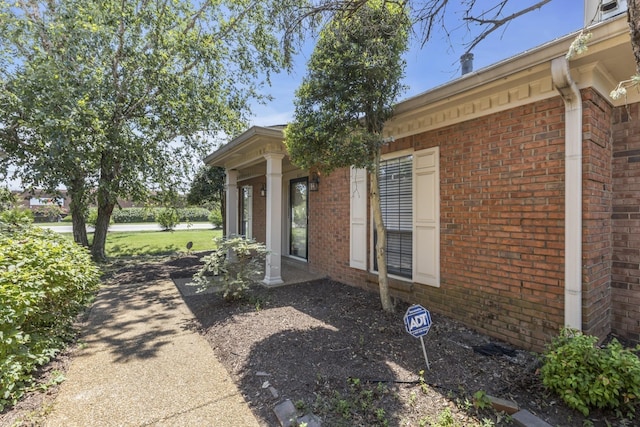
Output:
67,177,89,247
628,0,640,73
91,154,117,262
371,149,394,312
91,195,114,262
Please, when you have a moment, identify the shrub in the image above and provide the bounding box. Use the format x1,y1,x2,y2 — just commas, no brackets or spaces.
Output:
208,209,222,228
85,207,99,227
193,236,267,301
156,208,180,231
111,207,155,223
32,205,62,223
541,328,640,417
0,208,34,226
178,207,211,222
0,224,100,410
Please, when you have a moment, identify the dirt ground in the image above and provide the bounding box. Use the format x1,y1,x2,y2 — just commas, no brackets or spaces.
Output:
1,254,634,427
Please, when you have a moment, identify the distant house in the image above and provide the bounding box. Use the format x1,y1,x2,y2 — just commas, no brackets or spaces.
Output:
204,3,639,351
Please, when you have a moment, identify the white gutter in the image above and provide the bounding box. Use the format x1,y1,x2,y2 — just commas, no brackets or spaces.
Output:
551,56,582,331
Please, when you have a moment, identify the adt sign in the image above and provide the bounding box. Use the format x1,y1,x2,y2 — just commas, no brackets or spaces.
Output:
404,305,432,338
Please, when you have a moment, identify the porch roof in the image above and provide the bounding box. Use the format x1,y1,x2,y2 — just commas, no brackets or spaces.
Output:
203,125,304,181
204,125,286,169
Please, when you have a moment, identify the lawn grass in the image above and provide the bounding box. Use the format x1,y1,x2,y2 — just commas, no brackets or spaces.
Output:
103,229,222,258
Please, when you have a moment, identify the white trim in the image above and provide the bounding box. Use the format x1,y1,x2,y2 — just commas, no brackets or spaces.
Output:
552,56,583,331
263,153,284,286
225,170,239,237
350,167,368,270
241,185,252,239
413,147,440,287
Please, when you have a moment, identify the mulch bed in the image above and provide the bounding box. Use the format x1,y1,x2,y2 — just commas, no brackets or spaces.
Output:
1,253,631,426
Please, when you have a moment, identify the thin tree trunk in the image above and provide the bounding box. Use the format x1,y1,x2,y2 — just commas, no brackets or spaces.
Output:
371,148,394,312
628,0,640,74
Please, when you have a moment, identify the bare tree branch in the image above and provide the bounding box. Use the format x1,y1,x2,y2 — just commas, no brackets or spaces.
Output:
461,0,552,54
284,0,555,58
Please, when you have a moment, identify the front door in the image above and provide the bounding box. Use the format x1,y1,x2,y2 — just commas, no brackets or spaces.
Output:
289,178,308,259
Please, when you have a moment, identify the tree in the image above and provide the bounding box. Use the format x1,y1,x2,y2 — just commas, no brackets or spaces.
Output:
187,165,227,232
290,1,640,95
0,0,303,260
285,0,410,312
285,1,552,57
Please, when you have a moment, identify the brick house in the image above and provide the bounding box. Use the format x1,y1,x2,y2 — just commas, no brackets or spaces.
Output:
205,6,639,351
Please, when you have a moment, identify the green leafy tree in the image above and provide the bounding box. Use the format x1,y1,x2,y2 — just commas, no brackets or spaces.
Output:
0,0,303,261
285,0,410,311
187,165,226,231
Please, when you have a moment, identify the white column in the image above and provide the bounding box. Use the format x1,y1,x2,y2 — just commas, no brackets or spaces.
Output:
263,153,284,286
225,169,238,238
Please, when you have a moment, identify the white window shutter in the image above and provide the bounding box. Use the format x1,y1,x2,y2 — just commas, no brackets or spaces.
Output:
350,167,367,270
413,147,440,286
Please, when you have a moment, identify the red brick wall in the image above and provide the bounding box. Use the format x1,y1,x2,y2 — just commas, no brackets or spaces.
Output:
413,98,569,351
308,92,624,351
611,101,640,344
581,89,613,339
308,168,370,286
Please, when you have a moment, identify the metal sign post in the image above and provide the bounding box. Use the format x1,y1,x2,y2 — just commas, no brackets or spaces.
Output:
403,304,433,370
420,336,430,370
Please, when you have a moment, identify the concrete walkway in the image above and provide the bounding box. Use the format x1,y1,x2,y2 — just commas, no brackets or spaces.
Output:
44,278,259,427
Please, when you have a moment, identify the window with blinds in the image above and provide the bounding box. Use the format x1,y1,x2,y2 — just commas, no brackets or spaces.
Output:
375,155,413,278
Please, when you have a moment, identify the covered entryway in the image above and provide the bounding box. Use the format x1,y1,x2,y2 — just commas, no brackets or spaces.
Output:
203,125,316,286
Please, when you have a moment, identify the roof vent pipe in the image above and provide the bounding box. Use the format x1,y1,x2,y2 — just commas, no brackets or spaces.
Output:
460,52,474,75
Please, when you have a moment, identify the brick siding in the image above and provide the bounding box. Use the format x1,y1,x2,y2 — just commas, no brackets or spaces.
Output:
307,91,638,352
581,89,613,339
612,101,640,343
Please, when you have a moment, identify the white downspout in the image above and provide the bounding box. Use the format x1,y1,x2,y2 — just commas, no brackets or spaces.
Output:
551,57,582,331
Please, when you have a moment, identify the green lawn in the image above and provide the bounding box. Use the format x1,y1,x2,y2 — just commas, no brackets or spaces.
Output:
101,229,222,258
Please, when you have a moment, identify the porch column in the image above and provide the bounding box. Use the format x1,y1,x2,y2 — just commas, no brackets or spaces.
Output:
263,153,284,286
225,169,238,238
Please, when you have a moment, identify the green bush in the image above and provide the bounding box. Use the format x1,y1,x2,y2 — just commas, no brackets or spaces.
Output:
208,209,222,228
0,208,34,226
178,207,211,222
156,208,180,231
193,236,267,301
0,224,100,410
541,328,640,417
86,207,98,227
111,207,155,223
32,205,62,223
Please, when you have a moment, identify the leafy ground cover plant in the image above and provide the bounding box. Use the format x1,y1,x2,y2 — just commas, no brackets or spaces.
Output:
0,223,100,410
192,236,267,301
541,328,640,417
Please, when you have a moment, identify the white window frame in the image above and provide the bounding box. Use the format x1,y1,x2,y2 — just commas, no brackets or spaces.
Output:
350,167,368,270
349,147,440,286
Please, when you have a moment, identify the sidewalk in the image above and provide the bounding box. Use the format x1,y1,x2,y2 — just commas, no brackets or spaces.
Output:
44,278,260,426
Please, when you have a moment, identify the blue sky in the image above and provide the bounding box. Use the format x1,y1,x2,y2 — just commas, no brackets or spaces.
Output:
249,1,584,127
2,1,585,191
